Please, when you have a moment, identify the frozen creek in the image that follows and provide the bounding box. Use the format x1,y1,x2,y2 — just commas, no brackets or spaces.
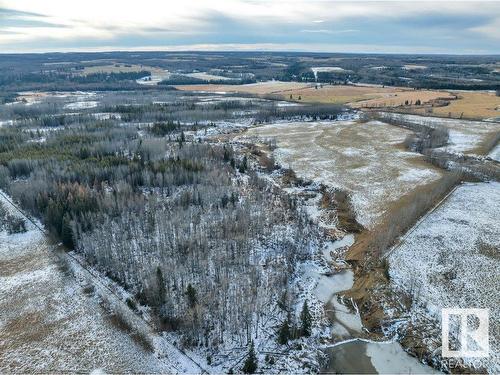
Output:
315,236,439,374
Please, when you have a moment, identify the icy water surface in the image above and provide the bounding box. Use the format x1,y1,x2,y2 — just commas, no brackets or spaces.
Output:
322,339,439,374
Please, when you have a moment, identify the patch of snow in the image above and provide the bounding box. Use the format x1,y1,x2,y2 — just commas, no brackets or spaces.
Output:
489,143,500,162
0,120,14,127
64,101,99,110
311,67,346,80
185,72,232,81
92,112,121,120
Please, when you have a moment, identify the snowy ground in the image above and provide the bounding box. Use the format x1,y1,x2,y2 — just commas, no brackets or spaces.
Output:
388,182,500,374
489,143,500,161
381,112,500,155
242,120,442,229
0,193,178,373
185,72,232,81
64,100,99,110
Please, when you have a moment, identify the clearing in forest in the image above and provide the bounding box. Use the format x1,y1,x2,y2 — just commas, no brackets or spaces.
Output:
242,120,443,229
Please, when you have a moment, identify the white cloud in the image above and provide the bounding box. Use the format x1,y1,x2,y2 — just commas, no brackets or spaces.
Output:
469,18,500,40
1,0,499,52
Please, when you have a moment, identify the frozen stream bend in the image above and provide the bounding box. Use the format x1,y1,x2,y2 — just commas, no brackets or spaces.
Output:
312,235,439,374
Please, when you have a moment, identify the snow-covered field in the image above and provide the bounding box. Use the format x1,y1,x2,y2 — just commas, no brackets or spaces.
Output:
388,182,500,373
243,120,442,228
381,112,500,154
0,194,177,373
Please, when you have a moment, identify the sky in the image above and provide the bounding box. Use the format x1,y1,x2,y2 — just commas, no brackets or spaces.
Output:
0,0,499,54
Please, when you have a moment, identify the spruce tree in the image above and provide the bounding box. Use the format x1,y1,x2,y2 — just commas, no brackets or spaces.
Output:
277,315,291,345
238,156,248,173
157,267,166,306
186,283,197,308
300,300,312,337
242,340,257,374
61,213,74,249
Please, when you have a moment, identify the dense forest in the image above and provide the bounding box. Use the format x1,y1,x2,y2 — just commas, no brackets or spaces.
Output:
0,93,322,353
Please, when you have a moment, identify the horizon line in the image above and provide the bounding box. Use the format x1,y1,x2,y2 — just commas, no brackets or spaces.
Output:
1,49,500,57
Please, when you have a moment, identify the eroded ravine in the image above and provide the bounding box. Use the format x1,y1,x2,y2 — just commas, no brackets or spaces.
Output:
241,118,444,373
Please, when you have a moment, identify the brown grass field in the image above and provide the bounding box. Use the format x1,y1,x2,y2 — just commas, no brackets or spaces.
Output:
411,91,500,120
175,82,500,120
350,90,456,108
175,81,312,95
176,82,453,106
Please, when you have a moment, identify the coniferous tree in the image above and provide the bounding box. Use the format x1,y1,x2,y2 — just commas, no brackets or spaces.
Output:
186,283,197,308
238,156,248,173
300,300,312,337
277,314,291,345
61,213,74,249
242,340,257,374
157,267,166,306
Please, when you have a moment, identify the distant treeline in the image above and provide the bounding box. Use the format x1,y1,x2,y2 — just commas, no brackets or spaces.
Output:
413,81,500,91
0,70,150,86
0,71,159,93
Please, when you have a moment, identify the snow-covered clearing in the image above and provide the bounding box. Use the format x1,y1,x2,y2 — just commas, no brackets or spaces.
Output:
311,66,346,80
381,112,500,155
243,120,442,228
64,100,99,110
0,193,179,373
185,72,232,81
388,182,500,374
136,70,170,85
92,112,122,120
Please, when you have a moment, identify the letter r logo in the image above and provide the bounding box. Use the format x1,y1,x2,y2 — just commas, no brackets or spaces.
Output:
442,308,489,358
